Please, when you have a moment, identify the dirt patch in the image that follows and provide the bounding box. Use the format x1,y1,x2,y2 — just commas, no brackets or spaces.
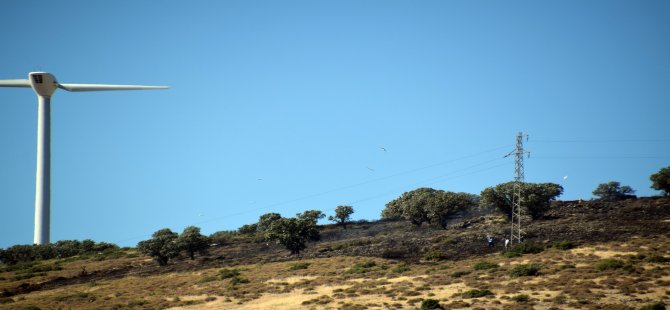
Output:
570,247,638,258
265,276,318,284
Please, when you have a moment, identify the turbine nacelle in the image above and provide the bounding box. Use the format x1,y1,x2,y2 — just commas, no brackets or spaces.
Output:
29,72,59,97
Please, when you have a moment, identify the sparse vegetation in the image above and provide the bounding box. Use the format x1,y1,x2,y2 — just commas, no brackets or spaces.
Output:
595,258,626,271
1,196,669,310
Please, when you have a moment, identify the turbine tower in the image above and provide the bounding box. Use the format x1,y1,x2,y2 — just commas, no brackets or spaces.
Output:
0,72,167,245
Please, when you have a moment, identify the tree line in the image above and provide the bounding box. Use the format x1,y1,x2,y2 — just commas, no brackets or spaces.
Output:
0,240,118,265
2,165,668,266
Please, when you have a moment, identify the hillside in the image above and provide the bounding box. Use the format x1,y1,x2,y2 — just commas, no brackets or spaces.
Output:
1,197,669,309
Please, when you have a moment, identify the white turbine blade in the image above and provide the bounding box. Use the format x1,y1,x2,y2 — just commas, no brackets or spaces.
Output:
0,79,31,88
58,83,168,92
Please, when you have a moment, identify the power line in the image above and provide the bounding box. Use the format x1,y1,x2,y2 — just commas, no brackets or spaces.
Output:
533,156,670,159
532,139,670,143
113,145,512,244
117,145,509,242
345,161,508,206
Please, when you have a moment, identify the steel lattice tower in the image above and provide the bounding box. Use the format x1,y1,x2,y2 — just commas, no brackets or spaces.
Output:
510,132,525,245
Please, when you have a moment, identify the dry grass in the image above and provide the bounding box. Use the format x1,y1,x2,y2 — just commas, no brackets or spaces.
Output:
2,226,670,309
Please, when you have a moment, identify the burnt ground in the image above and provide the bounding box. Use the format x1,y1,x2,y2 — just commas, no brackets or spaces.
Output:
2,196,669,300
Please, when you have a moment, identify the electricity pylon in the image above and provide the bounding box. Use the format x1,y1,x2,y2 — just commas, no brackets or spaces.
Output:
508,132,528,245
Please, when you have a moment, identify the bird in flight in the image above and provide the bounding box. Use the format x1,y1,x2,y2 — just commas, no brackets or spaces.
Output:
379,147,387,152
366,167,375,172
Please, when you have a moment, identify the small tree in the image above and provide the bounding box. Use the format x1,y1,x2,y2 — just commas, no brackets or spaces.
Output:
265,216,320,255
329,205,354,229
209,230,237,245
426,192,478,229
137,228,180,266
176,226,210,260
480,182,563,219
53,240,82,258
297,210,326,224
238,223,258,235
651,166,670,196
382,188,477,228
382,188,434,227
592,181,635,201
257,212,282,232
0,245,35,265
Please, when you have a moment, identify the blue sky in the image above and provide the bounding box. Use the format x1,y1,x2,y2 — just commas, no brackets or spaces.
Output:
1,1,668,248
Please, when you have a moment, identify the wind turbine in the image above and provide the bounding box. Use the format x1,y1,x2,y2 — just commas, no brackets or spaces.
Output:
0,72,167,245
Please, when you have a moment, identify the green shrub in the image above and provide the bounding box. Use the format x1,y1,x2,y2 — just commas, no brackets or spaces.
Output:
423,251,448,261
595,259,625,271
230,276,249,286
639,301,666,310
473,261,498,270
393,263,410,273
289,262,311,270
510,263,541,277
127,300,149,307
218,268,241,279
647,256,670,263
420,298,442,309
461,289,493,298
508,242,545,255
551,241,575,250
511,294,530,302
301,295,333,305
198,275,218,283
347,260,377,274
0,297,14,304
451,271,470,278
503,251,522,258
502,242,545,258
